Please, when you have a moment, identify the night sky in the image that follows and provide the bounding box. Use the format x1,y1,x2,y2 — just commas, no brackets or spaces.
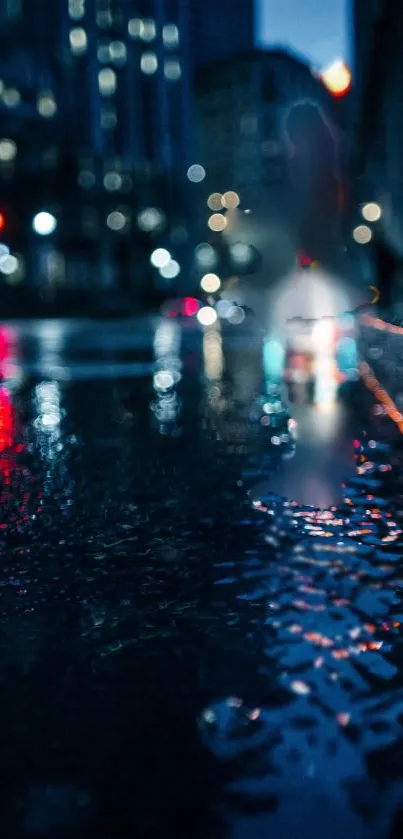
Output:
256,0,350,71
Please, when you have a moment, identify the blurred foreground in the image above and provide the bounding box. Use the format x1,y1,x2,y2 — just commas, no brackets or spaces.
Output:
0,309,402,838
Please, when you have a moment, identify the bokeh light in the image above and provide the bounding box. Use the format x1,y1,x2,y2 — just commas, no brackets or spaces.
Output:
106,210,127,231
150,248,171,268
222,191,240,209
361,202,382,222
37,91,57,118
321,60,352,96
98,67,117,95
33,212,57,236
200,273,221,293
195,243,217,269
159,259,180,279
197,306,218,326
137,207,165,232
69,27,87,55
141,52,158,74
163,23,179,47
353,224,372,245
187,164,206,183
208,213,227,232
207,193,223,211
0,139,16,161
164,60,181,81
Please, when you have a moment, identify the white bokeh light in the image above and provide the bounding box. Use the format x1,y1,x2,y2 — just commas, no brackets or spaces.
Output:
33,212,57,235
197,306,218,326
151,248,171,268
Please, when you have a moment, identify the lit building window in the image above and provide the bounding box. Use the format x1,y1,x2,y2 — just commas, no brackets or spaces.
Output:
69,0,85,20
0,139,17,161
96,9,113,28
69,27,87,55
109,40,127,64
98,67,117,96
97,41,110,63
141,19,156,41
141,53,158,75
162,23,179,48
3,89,20,107
101,106,117,130
164,60,181,81
37,91,57,118
128,18,143,38
103,171,122,191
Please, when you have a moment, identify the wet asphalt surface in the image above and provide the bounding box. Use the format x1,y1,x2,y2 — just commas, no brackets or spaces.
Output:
0,318,403,838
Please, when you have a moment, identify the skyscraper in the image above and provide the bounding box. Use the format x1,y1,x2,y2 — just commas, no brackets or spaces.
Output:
189,0,255,68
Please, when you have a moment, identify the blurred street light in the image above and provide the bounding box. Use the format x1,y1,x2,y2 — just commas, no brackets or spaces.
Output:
33,212,57,236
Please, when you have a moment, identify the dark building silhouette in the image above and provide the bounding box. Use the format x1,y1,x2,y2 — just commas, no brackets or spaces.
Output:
189,0,254,68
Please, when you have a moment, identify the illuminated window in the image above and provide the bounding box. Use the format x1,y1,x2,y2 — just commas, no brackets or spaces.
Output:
3,89,20,107
141,19,156,41
109,40,127,64
97,41,110,63
128,18,143,38
0,139,17,161
69,27,87,55
69,0,84,20
37,91,57,118
141,53,158,75
164,60,181,81
162,23,179,48
98,67,117,96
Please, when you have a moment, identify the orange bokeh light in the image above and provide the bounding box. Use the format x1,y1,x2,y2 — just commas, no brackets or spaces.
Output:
321,60,352,97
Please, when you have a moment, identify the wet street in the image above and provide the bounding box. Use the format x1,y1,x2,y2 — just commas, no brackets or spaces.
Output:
1,315,403,838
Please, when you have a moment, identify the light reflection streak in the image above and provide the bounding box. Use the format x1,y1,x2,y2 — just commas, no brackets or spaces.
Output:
150,320,182,434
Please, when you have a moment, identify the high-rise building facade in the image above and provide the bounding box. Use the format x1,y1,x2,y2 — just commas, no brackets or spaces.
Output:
0,0,195,299
189,0,254,68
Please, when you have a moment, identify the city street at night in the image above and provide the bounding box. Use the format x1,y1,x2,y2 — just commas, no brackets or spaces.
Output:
0,314,403,838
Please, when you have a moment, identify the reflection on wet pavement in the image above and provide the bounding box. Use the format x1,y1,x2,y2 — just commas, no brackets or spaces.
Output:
0,317,402,837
